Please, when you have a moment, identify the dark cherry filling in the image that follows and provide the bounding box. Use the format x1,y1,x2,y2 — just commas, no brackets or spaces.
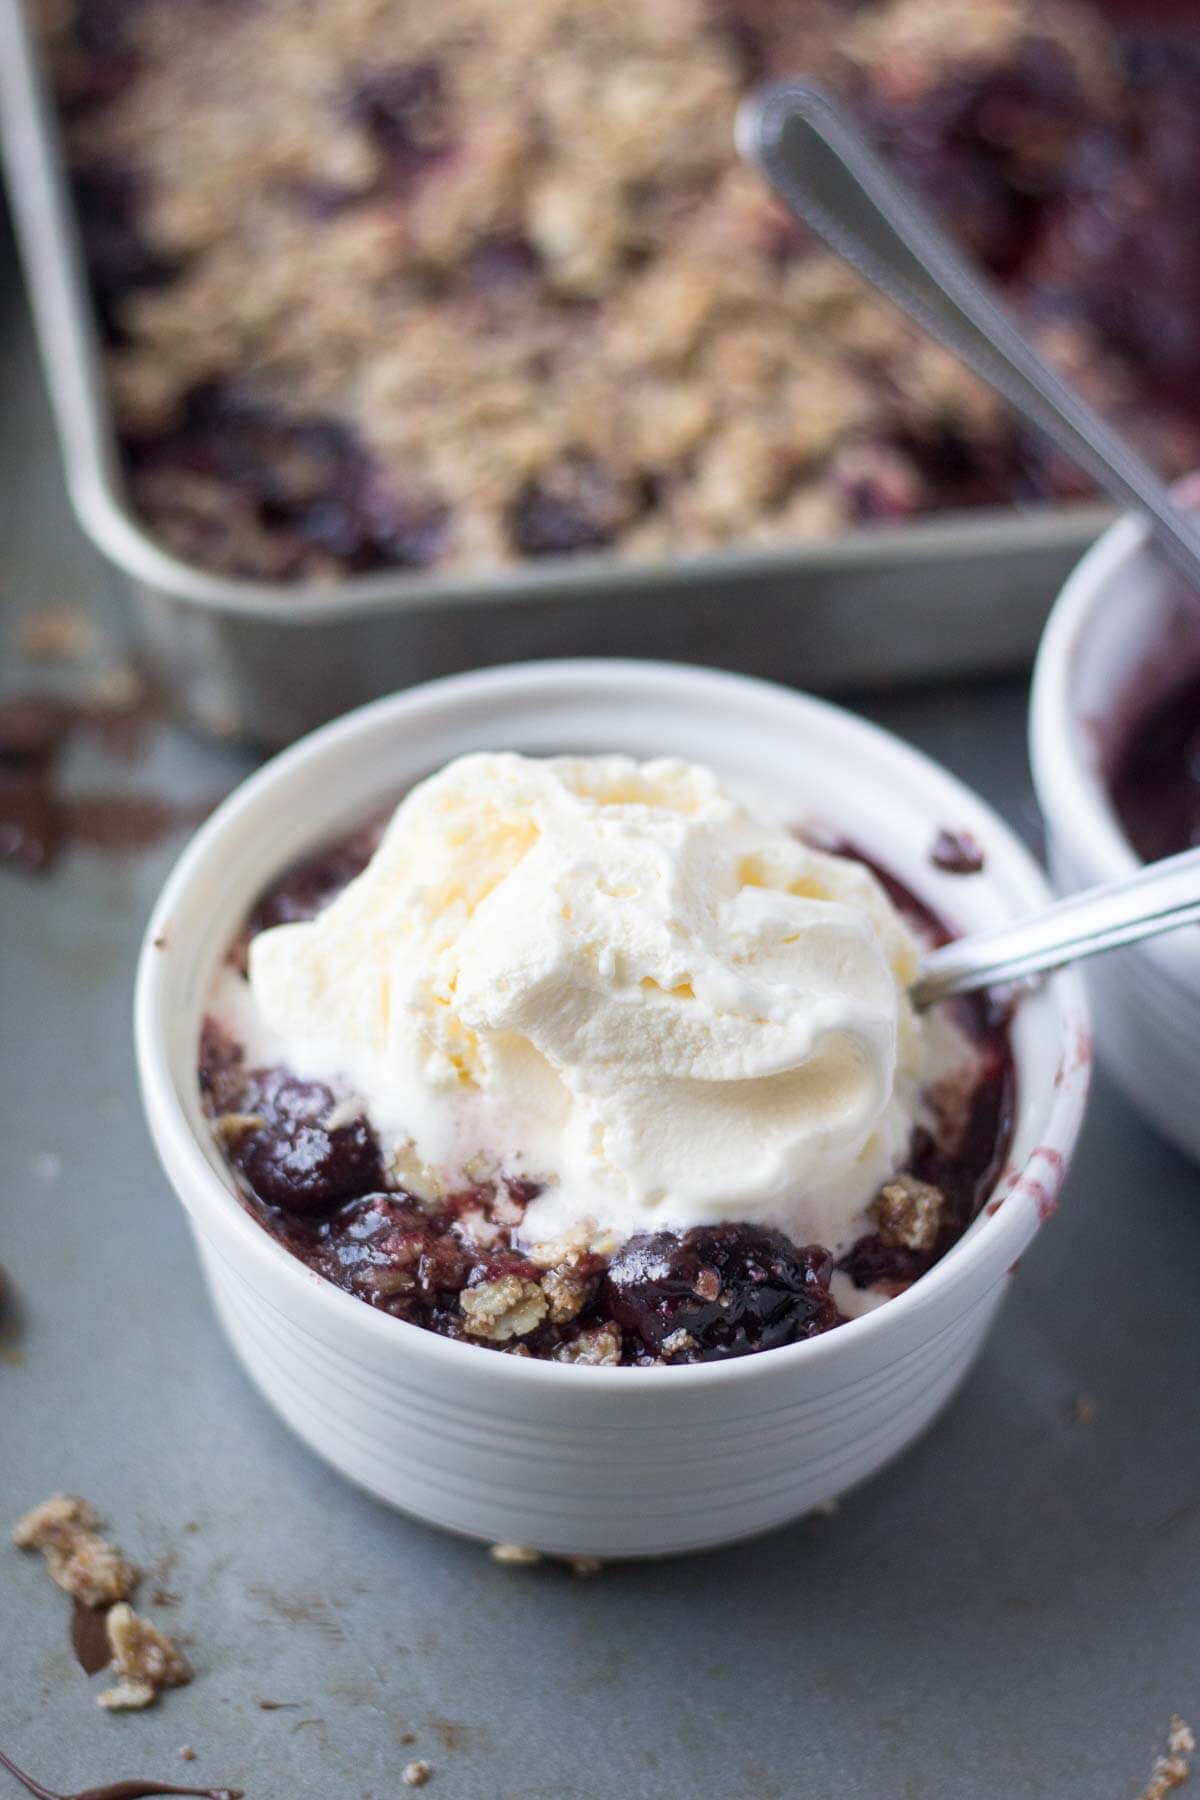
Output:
602,1227,841,1363
124,384,449,581
507,457,648,559
220,1072,384,1216
835,1025,1013,1294
1110,668,1200,863
248,822,382,934
930,828,986,876
339,61,457,184
199,824,1016,1364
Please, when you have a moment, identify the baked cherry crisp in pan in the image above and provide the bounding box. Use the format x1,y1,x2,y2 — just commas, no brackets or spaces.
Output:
37,0,1200,581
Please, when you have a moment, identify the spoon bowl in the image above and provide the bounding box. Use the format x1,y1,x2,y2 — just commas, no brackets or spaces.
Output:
915,845,1200,1007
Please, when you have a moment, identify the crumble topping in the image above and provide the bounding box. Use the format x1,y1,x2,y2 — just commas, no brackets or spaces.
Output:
870,1174,946,1252
551,1323,622,1367
459,1274,549,1342
1137,1718,1195,1800
214,1111,268,1144
13,1494,136,1609
99,1601,193,1712
691,1266,722,1304
488,1544,543,1567
16,608,95,662
539,1261,595,1325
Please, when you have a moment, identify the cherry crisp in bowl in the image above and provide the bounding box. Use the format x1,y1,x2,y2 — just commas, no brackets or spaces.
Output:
137,660,1089,1556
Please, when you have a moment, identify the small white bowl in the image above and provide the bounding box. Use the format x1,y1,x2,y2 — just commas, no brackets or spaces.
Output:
137,660,1088,1557
1032,505,1200,1163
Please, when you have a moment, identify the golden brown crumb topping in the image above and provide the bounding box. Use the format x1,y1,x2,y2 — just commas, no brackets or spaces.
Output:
99,1601,193,1712
13,1493,136,1609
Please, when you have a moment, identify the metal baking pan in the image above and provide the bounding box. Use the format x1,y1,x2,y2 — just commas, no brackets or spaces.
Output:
0,0,1111,747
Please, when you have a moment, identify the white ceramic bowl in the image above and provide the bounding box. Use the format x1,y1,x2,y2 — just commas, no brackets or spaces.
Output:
137,660,1089,1557
1032,508,1200,1163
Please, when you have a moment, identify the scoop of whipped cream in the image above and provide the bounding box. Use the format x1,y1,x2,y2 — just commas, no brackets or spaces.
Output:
245,753,925,1250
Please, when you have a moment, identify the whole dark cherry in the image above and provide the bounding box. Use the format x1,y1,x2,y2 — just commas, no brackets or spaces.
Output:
230,1072,384,1216
601,1224,843,1363
507,456,642,557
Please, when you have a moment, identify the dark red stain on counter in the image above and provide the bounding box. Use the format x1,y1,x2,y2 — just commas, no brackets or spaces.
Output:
69,1599,113,1676
0,692,215,873
0,1746,242,1800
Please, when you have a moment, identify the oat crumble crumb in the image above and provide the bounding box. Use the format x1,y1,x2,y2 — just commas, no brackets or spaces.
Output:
691,1267,722,1303
402,1760,432,1787
528,1223,616,1267
1137,1717,1195,1800
98,1600,192,1710
489,1543,543,1566
13,1492,95,1546
215,1111,268,1142
17,607,94,661
540,1262,593,1323
871,1173,945,1251
1170,1720,1197,1758
179,1747,197,1763
13,1493,136,1608
552,1323,622,1366
87,664,146,715
660,1328,697,1356
99,1679,159,1712
459,1274,548,1341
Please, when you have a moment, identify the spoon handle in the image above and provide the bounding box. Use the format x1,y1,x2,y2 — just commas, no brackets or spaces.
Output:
739,82,1200,592
912,846,1200,1009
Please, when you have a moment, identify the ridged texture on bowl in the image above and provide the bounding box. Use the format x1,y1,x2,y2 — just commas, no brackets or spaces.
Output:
197,1228,1004,1555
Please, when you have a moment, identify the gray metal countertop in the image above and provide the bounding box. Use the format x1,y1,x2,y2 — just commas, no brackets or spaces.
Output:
2,234,1198,1800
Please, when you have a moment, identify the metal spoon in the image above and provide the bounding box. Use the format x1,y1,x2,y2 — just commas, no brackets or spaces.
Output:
738,82,1200,593
912,845,1200,1008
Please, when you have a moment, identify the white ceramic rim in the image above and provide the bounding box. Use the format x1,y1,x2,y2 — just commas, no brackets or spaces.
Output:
1030,507,1147,887
137,658,1089,1393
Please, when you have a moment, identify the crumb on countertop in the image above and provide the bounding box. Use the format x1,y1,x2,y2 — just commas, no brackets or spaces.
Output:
1137,1717,1195,1800
402,1760,432,1787
489,1543,543,1566
16,607,95,662
98,1600,193,1711
13,1493,136,1609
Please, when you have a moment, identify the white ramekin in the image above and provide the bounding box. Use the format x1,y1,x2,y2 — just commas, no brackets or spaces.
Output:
1032,505,1200,1163
137,660,1088,1557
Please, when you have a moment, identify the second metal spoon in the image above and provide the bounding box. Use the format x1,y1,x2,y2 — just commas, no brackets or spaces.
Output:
739,82,1200,594
913,845,1200,1008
